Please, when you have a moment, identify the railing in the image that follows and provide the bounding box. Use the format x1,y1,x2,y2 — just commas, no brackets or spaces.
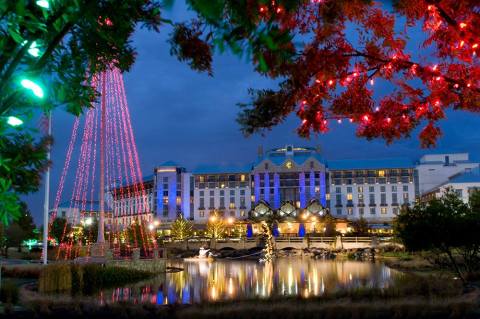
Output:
342,237,372,243
275,237,303,243
309,236,335,243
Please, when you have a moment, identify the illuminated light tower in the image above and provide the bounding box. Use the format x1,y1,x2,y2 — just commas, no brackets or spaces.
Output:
50,66,152,260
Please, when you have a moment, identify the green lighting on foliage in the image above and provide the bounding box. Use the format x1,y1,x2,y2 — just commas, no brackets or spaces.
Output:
22,41,41,57
36,0,50,9
23,239,38,250
20,79,44,98
6,116,23,126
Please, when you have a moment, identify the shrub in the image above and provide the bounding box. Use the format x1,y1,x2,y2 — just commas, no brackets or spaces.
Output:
38,264,72,293
0,280,19,304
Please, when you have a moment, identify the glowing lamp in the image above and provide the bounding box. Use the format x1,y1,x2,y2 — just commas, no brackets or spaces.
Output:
6,116,23,126
20,79,44,98
362,114,370,123
85,217,93,226
148,223,155,231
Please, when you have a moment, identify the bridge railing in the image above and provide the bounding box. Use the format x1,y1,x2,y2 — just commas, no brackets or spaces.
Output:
275,237,303,243
342,237,372,243
309,237,335,243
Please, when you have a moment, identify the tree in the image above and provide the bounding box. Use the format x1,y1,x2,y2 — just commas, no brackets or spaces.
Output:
170,216,193,240
172,1,480,147
351,217,369,236
16,202,36,239
394,188,480,283
3,202,36,256
0,1,162,222
50,217,71,245
206,211,226,239
323,213,337,237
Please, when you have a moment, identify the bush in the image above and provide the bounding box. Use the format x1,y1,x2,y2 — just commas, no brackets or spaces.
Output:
2,265,41,278
0,280,19,304
38,264,72,293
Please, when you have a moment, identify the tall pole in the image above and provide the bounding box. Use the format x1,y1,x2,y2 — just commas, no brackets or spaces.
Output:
42,111,52,264
97,72,106,243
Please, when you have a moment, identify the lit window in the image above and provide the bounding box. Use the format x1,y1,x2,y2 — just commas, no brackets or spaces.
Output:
381,207,387,214
378,170,385,177
176,197,181,205
199,176,205,182
295,201,300,208
315,186,320,193
347,193,353,200
251,195,255,202
240,175,245,182
326,193,330,200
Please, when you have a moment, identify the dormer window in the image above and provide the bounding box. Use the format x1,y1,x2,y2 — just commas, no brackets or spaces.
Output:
265,163,269,170
310,161,314,169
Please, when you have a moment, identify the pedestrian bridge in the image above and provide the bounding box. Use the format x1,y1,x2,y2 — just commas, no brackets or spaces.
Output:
163,236,396,251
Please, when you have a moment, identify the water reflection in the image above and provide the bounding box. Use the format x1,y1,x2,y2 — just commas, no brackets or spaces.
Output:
102,259,399,305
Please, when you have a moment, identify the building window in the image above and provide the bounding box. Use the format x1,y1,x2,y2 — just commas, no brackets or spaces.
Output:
393,207,399,215
220,197,225,208
347,186,352,193
265,163,269,170
199,198,204,208
230,190,235,196
336,194,342,205
370,207,376,214
380,193,386,205
240,210,246,217
381,207,387,214
199,190,204,196
347,193,353,200
369,186,375,192
455,189,463,198
163,177,168,183
369,193,375,204
380,186,386,192
403,193,409,202
403,185,409,192
314,186,320,193
326,193,330,200
240,189,245,195
347,207,353,215
209,197,214,208
378,170,385,177
359,208,364,215
336,187,341,193
358,193,364,203
392,193,398,204
336,208,342,215
391,185,397,192
240,175,246,182
220,190,224,196
357,186,363,193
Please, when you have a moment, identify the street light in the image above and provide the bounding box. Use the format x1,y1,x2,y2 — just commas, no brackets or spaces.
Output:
20,79,44,98
5,116,23,127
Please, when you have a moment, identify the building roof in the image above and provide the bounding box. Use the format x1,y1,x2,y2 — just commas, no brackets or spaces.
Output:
447,167,480,184
192,164,252,174
57,200,112,212
327,158,414,170
158,160,180,167
256,146,325,166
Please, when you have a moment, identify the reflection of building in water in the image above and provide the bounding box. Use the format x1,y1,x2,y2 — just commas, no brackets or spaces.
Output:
100,260,399,305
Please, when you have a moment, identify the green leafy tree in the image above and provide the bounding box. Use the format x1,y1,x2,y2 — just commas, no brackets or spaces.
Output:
0,1,162,223
5,224,25,256
394,188,480,283
170,216,193,240
3,202,36,256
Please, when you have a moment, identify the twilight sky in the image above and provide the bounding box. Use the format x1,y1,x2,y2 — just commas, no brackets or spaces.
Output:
24,1,480,223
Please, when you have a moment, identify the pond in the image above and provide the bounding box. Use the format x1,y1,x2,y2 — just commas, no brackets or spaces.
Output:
100,258,401,305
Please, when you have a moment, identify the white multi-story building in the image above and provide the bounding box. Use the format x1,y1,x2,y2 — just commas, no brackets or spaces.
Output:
326,159,416,223
192,166,252,223
416,153,479,195
422,167,480,203
50,200,113,227
64,146,477,229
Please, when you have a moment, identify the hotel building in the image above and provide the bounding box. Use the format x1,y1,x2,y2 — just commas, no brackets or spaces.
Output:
57,145,479,228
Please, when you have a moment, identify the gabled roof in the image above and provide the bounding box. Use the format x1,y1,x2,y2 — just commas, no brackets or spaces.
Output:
327,158,414,170
158,160,180,167
447,167,480,184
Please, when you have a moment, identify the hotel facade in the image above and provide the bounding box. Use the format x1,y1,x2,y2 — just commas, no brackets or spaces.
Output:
55,146,480,228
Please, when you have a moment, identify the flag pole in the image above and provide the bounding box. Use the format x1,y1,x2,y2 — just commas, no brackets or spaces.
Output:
42,111,52,265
